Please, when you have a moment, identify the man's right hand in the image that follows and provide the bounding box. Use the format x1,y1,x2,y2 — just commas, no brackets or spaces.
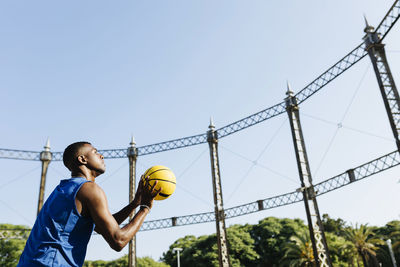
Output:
76,179,161,252
140,176,161,209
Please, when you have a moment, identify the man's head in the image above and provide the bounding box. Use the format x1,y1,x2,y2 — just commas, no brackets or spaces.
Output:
63,142,106,176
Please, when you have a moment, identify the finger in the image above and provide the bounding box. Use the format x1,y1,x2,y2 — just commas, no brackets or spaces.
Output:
137,180,144,191
149,180,157,191
143,176,150,187
155,187,162,195
151,186,162,198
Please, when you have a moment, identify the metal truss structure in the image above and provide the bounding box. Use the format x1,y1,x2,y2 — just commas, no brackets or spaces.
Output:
137,149,399,231
207,122,231,267
0,229,30,240
0,1,399,160
1,2,400,251
0,149,40,161
285,89,332,266
363,16,400,152
376,1,400,39
294,43,366,105
2,149,399,238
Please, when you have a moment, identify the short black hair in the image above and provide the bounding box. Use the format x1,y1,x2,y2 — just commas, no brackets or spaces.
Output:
63,141,91,171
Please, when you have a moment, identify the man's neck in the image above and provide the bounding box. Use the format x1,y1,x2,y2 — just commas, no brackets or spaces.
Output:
71,168,96,182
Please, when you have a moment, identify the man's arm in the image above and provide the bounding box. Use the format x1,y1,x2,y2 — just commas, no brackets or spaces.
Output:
111,178,145,225
77,179,159,251
112,202,138,225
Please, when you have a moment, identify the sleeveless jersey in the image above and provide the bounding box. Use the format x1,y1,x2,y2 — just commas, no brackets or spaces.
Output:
18,177,95,267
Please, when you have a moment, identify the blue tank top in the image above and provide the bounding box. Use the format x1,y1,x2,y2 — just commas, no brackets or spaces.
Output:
18,177,95,267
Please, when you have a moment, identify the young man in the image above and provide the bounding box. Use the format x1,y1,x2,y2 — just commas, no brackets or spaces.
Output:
18,141,160,267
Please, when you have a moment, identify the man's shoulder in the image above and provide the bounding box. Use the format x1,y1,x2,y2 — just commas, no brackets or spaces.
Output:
77,181,105,201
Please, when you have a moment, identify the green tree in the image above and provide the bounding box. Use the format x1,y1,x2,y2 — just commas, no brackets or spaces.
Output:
324,232,355,267
387,221,400,266
0,224,30,267
84,255,169,267
344,224,384,266
163,234,219,267
158,217,400,267
386,220,400,251
372,220,400,266
84,259,109,267
163,224,259,267
322,214,346,236
226,224,259,266
281,229,315,267
282,231,355,267
138,256,170,267
249,217,308,266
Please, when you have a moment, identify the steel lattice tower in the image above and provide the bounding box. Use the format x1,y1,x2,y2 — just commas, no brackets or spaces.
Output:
285,87,332,267
207,120,231,267
364,18,400,151
37,139,52,215
128,137,138,267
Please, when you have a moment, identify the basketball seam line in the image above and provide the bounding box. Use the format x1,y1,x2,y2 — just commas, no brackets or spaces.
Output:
145,168,171,178
147,178,176,184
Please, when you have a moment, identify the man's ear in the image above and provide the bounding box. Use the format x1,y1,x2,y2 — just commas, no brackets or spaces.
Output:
77,155,87,165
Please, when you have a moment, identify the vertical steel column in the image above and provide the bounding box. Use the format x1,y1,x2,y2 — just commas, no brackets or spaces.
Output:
37,139,52,216
285,88,332,267
127,136,138,267
207,119,231,267
363,18,400,151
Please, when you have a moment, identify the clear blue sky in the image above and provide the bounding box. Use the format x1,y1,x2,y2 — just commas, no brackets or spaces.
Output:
1,0,399,262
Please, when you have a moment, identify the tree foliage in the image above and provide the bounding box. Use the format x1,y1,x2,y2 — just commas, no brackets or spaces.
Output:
163,224,259,267
322,214,346,236
344,224,385,266
84,255,169,267
162,217,400,267
3,217,400,267
281,229,315,267
249,216,307,266
374,220,400,266
227,224,259,266
0,224,30,267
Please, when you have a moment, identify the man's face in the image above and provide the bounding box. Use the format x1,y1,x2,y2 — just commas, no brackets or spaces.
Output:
79,144,106,175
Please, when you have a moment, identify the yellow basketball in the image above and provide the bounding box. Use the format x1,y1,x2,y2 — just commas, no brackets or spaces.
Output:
143,165,176,200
